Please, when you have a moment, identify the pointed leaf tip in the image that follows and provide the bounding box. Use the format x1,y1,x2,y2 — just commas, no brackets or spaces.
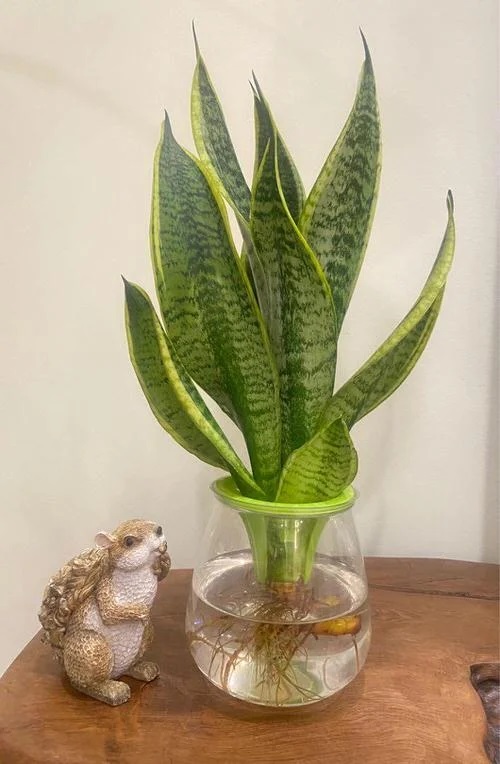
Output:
163,111,174,139
123,278,145,310
122,276,136,295
447,190,454,214
252,72,264,100
359,28,373,70
191,20,200,58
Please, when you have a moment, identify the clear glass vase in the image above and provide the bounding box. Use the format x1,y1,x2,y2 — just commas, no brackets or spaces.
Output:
186,477,370,707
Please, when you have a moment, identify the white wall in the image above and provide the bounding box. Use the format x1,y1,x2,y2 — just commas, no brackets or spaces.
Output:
0,0,497,675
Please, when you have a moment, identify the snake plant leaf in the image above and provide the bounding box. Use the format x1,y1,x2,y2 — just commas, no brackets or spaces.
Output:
321,192,455,429
251,136,337,461
191,32,251,220
300,33,381,330
237,211,271,320
124,279,265,499
276,418,358,503
252,77,305,223
151,115,281,499
150,120,232,424
323,289,445,428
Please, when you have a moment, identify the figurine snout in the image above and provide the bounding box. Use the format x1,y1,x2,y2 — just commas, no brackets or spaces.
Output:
158,542,167,555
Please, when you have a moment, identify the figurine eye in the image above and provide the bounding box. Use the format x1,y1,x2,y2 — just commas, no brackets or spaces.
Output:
156,526,163,536
124,536,135,548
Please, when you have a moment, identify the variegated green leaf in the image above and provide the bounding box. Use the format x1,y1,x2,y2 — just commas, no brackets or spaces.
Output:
252,77,305,223
323,290,444,428
124,279,264,499
237,212,271,321
151,116,281,499
321,192,455,429
276,418,358,503
251,136,337,462
300,34,381,330
150,120,232,423
191,33,250,220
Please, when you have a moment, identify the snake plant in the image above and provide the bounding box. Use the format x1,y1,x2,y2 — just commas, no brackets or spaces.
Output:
124,32,455,517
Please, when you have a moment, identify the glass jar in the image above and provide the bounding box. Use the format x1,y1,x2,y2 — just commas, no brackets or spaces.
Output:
185,477,370,707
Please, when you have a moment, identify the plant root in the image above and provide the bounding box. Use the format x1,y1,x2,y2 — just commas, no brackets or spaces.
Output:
189,615,318,704
187,583,365,705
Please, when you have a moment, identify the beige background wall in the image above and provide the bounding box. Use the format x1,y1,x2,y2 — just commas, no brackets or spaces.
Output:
0,0,498,675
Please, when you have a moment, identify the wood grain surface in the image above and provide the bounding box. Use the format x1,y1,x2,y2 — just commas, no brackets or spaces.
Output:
0,558,498,764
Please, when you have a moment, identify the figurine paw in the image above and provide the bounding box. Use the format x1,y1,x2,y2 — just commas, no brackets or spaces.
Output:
107,680,132,705
77,679,131,706
126,660,160,682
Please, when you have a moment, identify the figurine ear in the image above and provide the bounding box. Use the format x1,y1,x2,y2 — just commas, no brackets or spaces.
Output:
95,532,116,548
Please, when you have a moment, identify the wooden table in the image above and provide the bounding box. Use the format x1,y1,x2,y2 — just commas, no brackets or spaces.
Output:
0,558,498,763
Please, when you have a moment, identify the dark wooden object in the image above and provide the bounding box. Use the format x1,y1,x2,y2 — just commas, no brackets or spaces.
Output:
0,558,498,764
471,663,500,763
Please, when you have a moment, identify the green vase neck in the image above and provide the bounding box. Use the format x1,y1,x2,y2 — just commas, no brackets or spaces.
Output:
212,477,356,586
212,476,356,517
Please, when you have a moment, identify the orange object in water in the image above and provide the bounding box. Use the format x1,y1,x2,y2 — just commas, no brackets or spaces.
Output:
312,615,361,636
